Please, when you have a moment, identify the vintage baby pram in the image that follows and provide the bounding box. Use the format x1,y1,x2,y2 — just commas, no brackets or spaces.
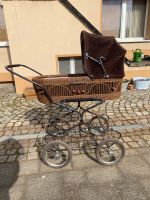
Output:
6,31,126,168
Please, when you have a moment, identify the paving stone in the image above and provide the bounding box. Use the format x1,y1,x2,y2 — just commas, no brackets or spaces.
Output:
28,147,37,153
0,155,8,163
128,142,139,148
17,154,27,161
5,144,13,150
6,123,14,127
14,122,22,127
122,137,133,142
138,140,149,147
7,155,17,162
0,131,4,136
0,149,6,156
122,143,130,149
6,148,17,155
5,131,13,136
141,135,150,141
131,135,141,141
22,121,30,126
18,147,28,154
21,130,29,135
27,152,38,160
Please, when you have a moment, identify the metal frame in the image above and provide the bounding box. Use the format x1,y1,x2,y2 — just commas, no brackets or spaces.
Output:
47,98,106,136
6,64,124,168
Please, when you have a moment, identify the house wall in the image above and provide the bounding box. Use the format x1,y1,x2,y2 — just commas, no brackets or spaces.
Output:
121,43,150,79
2,0,150,94
3,0,101,93
0,47,12,82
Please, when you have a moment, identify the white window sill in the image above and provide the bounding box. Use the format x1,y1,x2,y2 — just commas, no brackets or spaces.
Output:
116,38,150,43
0,41,9,47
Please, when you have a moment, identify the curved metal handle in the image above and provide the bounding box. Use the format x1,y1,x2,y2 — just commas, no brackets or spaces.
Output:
5,64,45,89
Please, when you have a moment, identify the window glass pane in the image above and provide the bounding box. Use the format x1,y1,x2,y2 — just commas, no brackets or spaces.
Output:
75,58,84,73
0,6,8,41
102,0,122,37
59,57,84,75
59,58,70,74
125,0,147,37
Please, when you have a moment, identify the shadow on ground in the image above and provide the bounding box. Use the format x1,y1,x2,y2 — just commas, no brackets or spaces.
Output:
0,138,23,200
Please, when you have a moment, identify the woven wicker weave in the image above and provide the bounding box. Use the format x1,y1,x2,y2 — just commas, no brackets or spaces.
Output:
32,74,122,104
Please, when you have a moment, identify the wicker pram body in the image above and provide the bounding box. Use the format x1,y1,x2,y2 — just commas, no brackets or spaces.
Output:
33,74,122,104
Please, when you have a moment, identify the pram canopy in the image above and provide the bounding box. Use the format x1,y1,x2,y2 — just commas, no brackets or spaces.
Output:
81,31,126,79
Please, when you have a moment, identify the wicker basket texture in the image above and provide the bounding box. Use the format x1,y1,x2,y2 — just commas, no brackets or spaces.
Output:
32,74,122,104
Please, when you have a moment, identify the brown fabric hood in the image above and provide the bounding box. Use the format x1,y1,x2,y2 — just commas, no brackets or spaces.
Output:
81,31,126,79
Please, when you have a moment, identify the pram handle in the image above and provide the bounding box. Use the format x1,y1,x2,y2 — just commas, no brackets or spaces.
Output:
5,64,45,90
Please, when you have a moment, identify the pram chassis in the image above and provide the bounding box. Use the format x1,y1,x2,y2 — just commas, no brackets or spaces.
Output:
5,64,125,168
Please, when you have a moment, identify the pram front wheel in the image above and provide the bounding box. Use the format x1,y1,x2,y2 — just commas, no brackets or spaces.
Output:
41,141,72,168
96,139,125,166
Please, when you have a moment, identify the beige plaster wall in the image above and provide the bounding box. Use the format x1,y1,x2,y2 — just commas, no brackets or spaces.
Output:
3,0,100,93
2,0,150,93
0,47,12,82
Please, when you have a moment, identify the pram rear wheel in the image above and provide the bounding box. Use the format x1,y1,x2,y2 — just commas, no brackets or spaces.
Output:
41,141,72,168
96,139,125,166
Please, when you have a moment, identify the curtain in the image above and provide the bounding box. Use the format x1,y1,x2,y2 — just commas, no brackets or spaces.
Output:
102,0,122,37
125,0,147,37
0,6,8,41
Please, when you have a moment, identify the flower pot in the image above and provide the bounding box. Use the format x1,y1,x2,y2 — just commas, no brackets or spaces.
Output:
121,79,129,92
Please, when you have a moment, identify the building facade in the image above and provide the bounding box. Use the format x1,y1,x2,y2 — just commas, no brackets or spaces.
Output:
0,0,150,94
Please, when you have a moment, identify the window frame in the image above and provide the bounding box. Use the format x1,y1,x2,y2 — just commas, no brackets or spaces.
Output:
56,55,83,75
103,0,149,42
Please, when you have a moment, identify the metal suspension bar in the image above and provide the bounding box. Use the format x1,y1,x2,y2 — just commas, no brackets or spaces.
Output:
58,0,102,35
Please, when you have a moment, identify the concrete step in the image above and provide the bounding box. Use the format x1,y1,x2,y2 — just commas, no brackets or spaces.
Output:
23,87,36,99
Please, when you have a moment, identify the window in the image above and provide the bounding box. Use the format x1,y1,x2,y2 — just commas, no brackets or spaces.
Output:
0,5,8,46
58,57,84,75
102,0,148,41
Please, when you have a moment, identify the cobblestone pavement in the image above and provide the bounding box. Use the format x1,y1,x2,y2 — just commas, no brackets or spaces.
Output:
0,84,150,163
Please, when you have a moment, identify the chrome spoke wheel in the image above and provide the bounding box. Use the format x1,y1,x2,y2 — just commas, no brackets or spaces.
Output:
41,141,72,168
96,139,125,166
